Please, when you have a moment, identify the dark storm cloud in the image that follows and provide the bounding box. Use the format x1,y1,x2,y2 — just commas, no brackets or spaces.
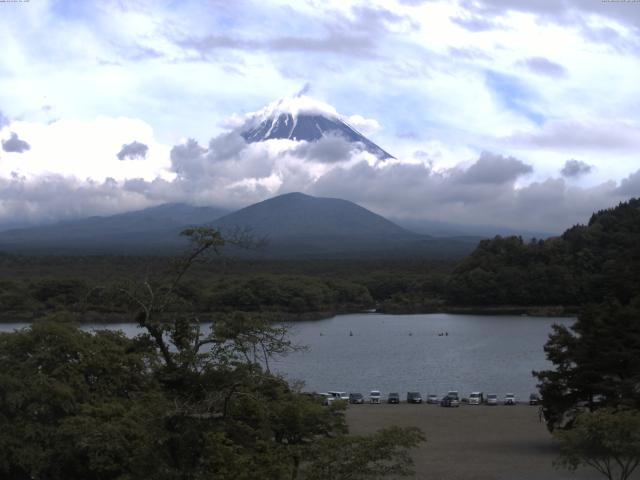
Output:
2,132,30,153
116,141,149,160
561,159,593,178
455,152,533,184
522,57,567,78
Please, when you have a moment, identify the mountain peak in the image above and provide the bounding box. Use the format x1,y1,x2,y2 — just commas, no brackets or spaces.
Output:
240,96,393,159
250,95,339,121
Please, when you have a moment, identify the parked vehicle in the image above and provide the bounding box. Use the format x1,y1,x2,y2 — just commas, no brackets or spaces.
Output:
486,393,498,406
369,390,382,404
441,394,460,408
387,392,400,404
349,393,364,404
407,392,423,403
426,394,440,404
504,393,517,405
529,393,540,405
328,391,349,402
468,392,484,405
447,391,460,400
319,393,335,406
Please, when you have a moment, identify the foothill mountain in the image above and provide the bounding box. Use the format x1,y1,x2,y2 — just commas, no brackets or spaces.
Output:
0,192,479,258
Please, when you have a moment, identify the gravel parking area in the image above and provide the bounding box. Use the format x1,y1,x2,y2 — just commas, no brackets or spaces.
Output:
346,403,630,480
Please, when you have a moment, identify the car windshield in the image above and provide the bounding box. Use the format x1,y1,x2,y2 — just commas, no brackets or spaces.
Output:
470,394,479,397
371,392,380,395
488,395,497,399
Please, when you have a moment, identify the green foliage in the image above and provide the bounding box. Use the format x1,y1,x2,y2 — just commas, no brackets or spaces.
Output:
0,228,425,479
0,256,455,320
302,426,425,480
0,316,166,479
207,275,373,313
535,298,640,431
447,198,640,306
554,408,640,480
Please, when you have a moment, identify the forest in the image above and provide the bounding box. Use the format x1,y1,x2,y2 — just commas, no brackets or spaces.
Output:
1,198,639,321
447,198,640,307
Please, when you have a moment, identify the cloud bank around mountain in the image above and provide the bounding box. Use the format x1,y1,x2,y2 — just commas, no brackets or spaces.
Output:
0,111,638,234
1,0,639,234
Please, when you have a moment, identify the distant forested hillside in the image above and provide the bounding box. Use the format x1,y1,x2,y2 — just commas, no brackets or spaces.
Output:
2,199,638,320
446,198,640,306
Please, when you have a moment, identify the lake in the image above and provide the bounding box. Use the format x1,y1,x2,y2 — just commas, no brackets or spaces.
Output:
0,313,573,400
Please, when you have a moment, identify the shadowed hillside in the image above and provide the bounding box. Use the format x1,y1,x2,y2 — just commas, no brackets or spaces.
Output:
0,193,479,259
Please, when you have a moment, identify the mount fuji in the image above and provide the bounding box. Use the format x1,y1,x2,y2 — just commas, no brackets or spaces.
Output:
239,96,393,159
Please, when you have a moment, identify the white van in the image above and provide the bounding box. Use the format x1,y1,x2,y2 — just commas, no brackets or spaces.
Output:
468,392,484,405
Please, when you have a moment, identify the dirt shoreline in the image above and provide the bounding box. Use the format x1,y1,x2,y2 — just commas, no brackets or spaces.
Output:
346,403,633,480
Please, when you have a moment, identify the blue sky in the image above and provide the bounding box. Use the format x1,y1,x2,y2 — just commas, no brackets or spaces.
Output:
0,0,639,231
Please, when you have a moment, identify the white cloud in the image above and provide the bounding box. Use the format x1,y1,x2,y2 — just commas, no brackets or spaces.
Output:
0,0,639,233
0,116,172,182
347,115,381,135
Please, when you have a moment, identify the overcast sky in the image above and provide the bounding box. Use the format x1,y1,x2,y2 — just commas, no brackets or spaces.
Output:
1,0,639,233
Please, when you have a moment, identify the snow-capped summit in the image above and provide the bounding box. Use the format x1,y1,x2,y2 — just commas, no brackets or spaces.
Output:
240,95,393,159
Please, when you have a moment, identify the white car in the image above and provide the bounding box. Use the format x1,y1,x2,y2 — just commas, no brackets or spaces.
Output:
468,392,484,405
369,390,382,404
486,393,499,405
504,393,517,405
426,394,440,404
328,391,349,402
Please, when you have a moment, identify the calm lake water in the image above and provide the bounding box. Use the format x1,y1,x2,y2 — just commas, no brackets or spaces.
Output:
0,313,573,400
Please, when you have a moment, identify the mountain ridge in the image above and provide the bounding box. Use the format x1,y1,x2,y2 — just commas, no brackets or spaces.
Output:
0,192,479,258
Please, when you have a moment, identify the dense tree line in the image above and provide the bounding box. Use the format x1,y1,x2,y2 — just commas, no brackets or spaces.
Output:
447,198,640,306
524,200,640,479
0,257,452,320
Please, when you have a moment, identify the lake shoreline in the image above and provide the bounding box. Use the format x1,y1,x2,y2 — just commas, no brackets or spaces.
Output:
0,304,579,324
